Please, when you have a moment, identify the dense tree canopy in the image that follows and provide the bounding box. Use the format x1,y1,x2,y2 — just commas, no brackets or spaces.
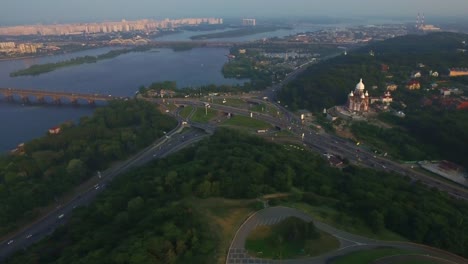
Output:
0,100,177,235
6,129,468,263
278,32,468,166
279,32,468,112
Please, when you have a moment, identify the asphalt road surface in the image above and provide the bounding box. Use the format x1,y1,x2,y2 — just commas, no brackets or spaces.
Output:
226,207,467,264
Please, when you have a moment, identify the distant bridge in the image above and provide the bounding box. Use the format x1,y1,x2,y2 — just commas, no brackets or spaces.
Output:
0,88,129,105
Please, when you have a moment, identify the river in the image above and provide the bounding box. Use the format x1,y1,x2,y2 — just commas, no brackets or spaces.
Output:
154,23,329,42
0,24,327,153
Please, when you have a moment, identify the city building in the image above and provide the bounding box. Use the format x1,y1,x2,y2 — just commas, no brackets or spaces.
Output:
381,91,393,105
449,68,468,77
0,42,15,49
48,127,61,135
407,80,421,90
381,64,389,72
347,78,370,112
411,71,422,78
242,19,256,26
0,18,223,36
415,13,441,32
386,83,398,91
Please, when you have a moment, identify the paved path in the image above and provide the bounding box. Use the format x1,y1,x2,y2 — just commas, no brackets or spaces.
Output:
226,207,467,264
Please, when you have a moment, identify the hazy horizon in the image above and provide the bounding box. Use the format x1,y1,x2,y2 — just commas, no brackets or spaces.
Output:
2,0,468,26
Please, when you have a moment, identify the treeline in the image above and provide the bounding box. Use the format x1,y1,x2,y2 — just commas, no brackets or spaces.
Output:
138,80,268,97
6,129,468,263
372,108,468,167
278,32,468,166
10,47,151,77
0,100,177,235
350,105,468,167
278,54,384,111
222,48,275,89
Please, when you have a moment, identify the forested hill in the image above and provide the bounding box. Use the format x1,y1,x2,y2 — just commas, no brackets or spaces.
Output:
278,32,468,112
0,100,177,237
5,129,468,263
360,32,468,55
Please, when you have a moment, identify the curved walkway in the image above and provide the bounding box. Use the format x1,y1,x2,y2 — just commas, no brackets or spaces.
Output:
226,206,467,264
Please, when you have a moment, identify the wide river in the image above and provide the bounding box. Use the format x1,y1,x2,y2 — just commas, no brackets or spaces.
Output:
0,24,326,153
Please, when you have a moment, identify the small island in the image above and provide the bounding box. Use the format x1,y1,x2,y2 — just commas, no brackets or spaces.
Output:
190,25,289,40
9,47,151,77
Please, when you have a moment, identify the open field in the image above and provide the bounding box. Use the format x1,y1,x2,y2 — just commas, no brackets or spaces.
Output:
221,115,272,130
282,202,407,241
331,248,414,264
191,107,219,123
212,98,247,107
178,105,194,119
188,197,257,264
246,224,339,259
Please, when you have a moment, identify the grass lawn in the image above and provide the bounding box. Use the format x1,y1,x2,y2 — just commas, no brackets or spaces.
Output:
283,202,407,241
191,107,218,123
187,197,257,264
245,218,339,259
274,130,294,137
178,105,194,119
249,102,278,115
212,98,246,107
331,248,413,264
396,259,444,264
221,115,272,130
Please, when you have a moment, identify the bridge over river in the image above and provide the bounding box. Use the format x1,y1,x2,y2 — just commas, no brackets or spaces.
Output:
0,88,130,105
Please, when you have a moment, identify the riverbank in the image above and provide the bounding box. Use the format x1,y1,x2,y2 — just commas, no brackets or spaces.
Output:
190,26,290,40
9,46,151,77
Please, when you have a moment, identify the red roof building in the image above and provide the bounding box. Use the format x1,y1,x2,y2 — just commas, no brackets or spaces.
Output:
457,101,468,110
48,127,61,135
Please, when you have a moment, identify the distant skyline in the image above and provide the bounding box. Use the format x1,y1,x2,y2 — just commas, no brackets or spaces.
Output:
2,0,468,26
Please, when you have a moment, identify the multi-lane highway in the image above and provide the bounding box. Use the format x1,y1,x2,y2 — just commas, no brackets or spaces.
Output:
164,97,468,201
1,57,466,261
0,122,209,262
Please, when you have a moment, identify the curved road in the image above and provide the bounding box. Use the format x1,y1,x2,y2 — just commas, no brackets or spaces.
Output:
226,206,467,264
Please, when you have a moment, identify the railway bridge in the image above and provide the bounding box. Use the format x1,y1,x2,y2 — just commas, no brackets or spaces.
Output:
0,88,129,105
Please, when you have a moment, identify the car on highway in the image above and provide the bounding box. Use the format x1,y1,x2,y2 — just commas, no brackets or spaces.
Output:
7,240,13,245
26,234,32,239
58,214,64,219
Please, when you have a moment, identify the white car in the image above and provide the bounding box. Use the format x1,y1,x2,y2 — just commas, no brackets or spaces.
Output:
58,214,64,219
7,240,14,245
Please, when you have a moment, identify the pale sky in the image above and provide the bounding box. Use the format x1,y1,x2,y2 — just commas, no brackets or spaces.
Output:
1,0,467,25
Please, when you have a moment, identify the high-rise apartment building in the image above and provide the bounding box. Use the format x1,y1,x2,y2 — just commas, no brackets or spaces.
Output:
242,19,256,26
0,18,224,36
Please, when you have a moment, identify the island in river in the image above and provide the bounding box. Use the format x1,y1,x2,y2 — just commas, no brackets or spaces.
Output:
190,25,290,40
9,47,152,77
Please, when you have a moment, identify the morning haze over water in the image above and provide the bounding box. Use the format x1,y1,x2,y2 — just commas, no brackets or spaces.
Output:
0,25,321,152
